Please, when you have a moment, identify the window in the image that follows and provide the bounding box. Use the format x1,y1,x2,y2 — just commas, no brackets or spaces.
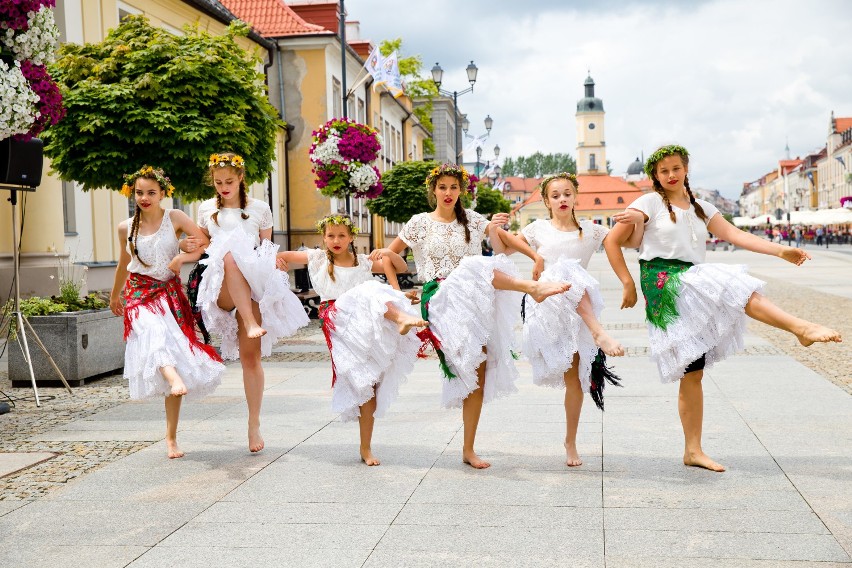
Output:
590,153,596,170
347,96,356,120
617,196,624,204
332,78,342,118
61,181,76,234
118,1,141,22
594,197,601,205
357,98,365,123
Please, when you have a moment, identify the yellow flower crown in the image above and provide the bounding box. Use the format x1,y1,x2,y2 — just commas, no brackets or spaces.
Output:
209,153,245,169
540,172,580,192
316,214,360,235
644,145,689,177
120,166,175,198
425,163,471,190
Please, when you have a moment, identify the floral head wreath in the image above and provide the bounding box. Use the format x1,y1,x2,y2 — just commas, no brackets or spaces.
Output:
120,166,175,198
316,214,360,235
425,163,474,193
644,145,689,178
209,153,245,169
540,172,580,192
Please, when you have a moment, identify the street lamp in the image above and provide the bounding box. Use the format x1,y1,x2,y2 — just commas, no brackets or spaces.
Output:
466,116,495,176
431,61,478,164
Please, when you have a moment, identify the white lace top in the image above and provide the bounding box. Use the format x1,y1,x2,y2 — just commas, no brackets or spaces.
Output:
399,210,490,281
307,248,374,301
126,209,179,281
197,197,273,247
522,219,609,269
629,193,720,264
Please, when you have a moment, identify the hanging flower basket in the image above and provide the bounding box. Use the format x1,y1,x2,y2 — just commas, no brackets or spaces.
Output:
309,118,384,199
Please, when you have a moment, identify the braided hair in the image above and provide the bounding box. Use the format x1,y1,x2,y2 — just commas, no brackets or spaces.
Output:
207,152,250,226
540,172,582,239
426,165,473,243
128,206,149,267
645,145,707,223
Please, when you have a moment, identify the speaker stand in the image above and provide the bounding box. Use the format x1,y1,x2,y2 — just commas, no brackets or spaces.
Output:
3,185,73,405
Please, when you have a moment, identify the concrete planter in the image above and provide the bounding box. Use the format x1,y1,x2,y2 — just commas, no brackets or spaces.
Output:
9,309,125,387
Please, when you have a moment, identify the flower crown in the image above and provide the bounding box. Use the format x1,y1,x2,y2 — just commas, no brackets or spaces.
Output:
120,166,175,198
425,163,474,192
644,145,689,178
540,172,580,192
316,214,360,235
209,153,245,169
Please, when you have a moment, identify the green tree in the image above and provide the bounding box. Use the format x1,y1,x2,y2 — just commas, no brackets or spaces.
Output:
474,183,512,217
43,15,283,201
379,38,436,155
367,160,471,223
500,152,576,177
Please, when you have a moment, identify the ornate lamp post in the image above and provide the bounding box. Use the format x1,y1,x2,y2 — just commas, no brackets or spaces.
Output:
431,61,478,164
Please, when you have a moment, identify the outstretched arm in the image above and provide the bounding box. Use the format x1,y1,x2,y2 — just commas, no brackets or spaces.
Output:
707,214,811,265
611,208,646,249
603,222,638,309
110,222,132,316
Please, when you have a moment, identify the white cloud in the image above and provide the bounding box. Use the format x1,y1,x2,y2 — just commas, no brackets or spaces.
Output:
352,0,852,198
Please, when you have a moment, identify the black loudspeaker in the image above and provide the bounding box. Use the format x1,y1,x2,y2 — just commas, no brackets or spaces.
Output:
0,137,43,187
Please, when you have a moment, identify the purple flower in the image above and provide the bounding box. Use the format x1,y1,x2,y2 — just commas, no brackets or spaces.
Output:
13,61,64,140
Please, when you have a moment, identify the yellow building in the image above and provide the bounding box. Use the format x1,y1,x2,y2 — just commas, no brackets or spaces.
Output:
0,0,276,302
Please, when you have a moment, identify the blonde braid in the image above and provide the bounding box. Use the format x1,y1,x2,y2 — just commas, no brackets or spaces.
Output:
570,207,584,240
239,181,250,220
211,193,223,226
326,248,336,282
684,177,707,222
128,207,150,267
653,182,677,223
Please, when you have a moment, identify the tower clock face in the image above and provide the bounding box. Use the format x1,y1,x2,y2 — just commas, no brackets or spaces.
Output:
588,123,596,130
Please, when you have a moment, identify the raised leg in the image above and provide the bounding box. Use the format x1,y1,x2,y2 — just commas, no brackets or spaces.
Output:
160,365,187,397
164,394,184,459
745,292,841,346
563,354,583,467
491,269,569,303
462,357,489,469
382,302,428,335
238,301,265,452
678,370,725,472
222,252,266,339
358,393,380,466
576,292,624,356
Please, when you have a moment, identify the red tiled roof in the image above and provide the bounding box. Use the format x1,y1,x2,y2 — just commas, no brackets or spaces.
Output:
512,175,645,212
219,0,328,37
348,39,373,59
288,2,340,32
779,158,803,175
836,117,852,133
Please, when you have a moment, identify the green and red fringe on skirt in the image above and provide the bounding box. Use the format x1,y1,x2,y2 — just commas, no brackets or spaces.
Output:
416,279,456,380
123,273,222,363
318,300,339,386
638,257,693,331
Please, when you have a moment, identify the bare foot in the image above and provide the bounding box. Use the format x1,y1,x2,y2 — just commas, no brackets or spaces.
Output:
397,314,428,335
360,447,381,466
593,331,624,357
462,450,491,469
796,323,842,347
564,442,583,467
245,323,267,339
684,450,726,472
166,377,187,397
248,424,264,453
166,439,185,459
529,281,570,303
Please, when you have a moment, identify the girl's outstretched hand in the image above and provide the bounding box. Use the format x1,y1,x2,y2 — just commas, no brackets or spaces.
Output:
621,282,637,309
275,254,289,271
488,212,510,231
532,255,544,281
779,247,811,266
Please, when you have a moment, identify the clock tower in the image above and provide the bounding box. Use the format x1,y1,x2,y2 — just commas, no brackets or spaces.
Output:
576,74,606,175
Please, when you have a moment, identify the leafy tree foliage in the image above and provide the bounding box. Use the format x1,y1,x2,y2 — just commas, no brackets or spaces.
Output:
367,160,472,223
501,152,577,177
474,182,512,217
43,16,283,200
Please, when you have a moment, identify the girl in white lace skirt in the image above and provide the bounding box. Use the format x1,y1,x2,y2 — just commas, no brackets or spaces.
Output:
278,215,427,465
605,145,842,472
190,152,309,452
110,166,225,459
371,163,570,469
489,172,625,467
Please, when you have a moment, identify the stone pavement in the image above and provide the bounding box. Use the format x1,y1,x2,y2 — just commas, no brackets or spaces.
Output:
0,248,850,567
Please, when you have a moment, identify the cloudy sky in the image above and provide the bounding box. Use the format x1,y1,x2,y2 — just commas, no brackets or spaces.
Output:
351,0,852,199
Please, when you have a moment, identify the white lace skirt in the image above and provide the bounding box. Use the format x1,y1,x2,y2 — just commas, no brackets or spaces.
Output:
329,280,421,422
523,258,603,391
124,296,225,400
427,254,523,409
197,229,309,360
650,263,764,383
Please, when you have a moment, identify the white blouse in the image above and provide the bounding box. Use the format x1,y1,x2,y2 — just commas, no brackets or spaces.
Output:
197,197,273,247
399,210,490,282
307,248,374,301
126,209,179,282
522,219,609,269
629,192,720,264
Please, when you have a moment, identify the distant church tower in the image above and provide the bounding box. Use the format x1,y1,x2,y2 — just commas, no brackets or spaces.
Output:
576,74,606,175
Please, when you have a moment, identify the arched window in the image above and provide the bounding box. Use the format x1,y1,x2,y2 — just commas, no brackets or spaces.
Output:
590,153,596,170
617,196,624,204
594,197,601,205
